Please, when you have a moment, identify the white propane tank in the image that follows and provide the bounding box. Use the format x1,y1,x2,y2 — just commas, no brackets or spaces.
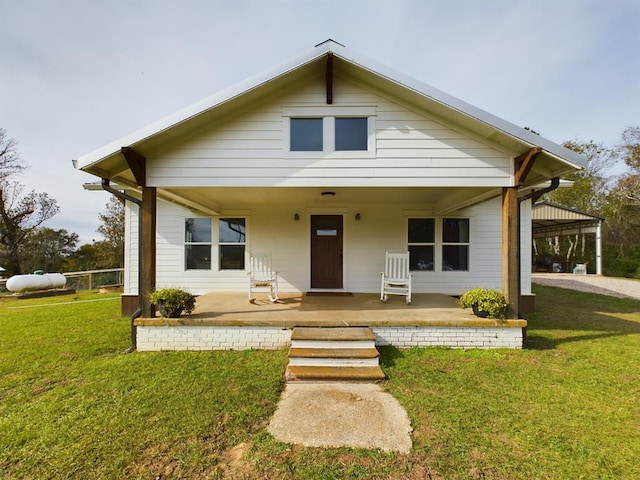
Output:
6,272,67,293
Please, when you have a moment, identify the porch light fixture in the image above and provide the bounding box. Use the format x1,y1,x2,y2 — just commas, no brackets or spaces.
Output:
294,213,300,221
355,213,361,221
321,191,335,196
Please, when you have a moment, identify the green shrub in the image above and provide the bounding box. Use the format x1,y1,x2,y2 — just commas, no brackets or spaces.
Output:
459,288,508,319
148,288,195,317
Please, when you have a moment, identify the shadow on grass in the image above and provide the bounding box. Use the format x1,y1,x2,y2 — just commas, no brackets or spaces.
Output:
526,284,640,350
378,345,404,368
526,331,633,350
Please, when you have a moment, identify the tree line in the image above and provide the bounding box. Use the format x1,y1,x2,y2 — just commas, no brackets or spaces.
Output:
1,125,639,278
538,126,640,277
0,129,123,276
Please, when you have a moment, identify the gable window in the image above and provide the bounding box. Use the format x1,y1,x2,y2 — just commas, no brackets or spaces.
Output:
442,218,469,271
219,218,246,270
408,218,435,271
290,118,323,151
286,107,374,155
185,218,212,270
335,117,368,151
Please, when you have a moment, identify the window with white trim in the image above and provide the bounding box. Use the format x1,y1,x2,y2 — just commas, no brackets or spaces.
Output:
442,218,469,271
408,217,470,272
408,218,435,271
288,115,371,153
185,217,212,270
290,118,323,151
218,218,246,270
335,117,368,151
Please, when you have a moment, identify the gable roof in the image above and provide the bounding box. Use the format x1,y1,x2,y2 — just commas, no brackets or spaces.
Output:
77,39,587,183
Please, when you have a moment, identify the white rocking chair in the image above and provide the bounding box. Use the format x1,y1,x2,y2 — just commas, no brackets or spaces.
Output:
247,253,279,302
380,251,413,304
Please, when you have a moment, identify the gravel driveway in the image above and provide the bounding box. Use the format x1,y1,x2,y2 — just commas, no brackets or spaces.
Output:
532,273,640,300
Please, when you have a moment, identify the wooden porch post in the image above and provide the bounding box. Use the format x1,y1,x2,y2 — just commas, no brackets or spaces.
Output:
140,186,156,318
121,146,156,321
504,146,541,319
502,187,519,318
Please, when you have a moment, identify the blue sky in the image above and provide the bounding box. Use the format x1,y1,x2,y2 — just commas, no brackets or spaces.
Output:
1,0,638,243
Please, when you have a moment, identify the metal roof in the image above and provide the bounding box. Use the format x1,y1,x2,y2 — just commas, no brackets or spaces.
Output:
533,202,605,221
532,202,604,237
76,40,588,179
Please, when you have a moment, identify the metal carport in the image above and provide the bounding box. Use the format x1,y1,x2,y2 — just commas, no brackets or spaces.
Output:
532,202,605,275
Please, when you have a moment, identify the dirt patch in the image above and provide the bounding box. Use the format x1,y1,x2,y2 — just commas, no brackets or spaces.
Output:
268,383,413,453
124,443,179,479
217,442,256,479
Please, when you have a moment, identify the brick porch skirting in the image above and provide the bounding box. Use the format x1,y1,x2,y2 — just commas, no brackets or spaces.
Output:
135,324,524,351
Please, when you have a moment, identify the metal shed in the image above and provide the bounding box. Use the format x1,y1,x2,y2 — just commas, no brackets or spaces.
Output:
532,202,605,274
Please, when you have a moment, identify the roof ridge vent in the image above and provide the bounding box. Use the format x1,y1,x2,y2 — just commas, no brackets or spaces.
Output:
315,39,346,48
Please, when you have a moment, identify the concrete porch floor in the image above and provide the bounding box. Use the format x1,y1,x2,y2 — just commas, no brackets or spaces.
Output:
136,292,526,328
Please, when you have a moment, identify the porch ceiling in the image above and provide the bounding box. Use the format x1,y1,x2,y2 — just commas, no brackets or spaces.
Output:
161,186,500,213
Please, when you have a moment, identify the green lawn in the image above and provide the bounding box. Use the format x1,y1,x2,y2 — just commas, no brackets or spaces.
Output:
1,286,638,479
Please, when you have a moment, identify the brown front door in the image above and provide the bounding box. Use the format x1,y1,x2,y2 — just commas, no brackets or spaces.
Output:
311,215,343,289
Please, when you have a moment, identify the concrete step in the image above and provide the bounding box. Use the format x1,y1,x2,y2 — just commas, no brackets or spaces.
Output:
288,357,379,367
285,365,386,382
291,326,376,342
286,327,385,382
288,347,380,359
291,339,376,349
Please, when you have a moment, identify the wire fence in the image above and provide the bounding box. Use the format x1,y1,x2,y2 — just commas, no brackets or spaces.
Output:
63,268,124,291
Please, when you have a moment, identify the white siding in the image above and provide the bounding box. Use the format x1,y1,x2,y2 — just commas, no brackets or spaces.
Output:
128,197,503,296
520,198,533,295
147,76,512,188
124,200,138,295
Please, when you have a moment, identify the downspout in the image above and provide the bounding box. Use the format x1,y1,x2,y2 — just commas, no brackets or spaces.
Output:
519,177,560,204
101,178,143,353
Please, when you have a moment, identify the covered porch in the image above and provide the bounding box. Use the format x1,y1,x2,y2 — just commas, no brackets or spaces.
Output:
134,292,527,351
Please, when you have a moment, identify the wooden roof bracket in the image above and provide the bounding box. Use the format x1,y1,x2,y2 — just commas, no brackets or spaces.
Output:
325,52,334,104
121,146,146,186
514,146,542,186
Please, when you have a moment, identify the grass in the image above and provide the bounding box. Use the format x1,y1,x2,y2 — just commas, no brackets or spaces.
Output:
1,286,639,479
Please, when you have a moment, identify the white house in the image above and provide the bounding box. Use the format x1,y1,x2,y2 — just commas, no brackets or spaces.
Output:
77,40,586,347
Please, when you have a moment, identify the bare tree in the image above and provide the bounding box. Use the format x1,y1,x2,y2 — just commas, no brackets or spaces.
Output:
0,128,25,180
0,183,60,275
0,130,60,275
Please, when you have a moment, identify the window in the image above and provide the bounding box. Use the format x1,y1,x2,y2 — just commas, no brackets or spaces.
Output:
408,217,470,272
219,218,246,270
288,113,371,153
442,218,469,271
408,218,435,271
290,118,323,151
335,117,368,151
185,218,212,270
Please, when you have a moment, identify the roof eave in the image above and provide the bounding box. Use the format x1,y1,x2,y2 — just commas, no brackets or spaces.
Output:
77,40,587,177
77,42,341,172
327,49,587,171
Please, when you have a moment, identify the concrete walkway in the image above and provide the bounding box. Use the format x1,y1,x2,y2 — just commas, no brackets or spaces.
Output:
532,273,640,300
267,383,413,453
